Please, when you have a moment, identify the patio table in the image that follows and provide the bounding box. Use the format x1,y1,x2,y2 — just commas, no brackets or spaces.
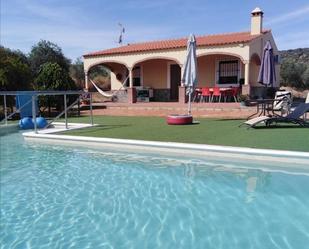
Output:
246,99,278,120
210,87,232,93
195,87,232,92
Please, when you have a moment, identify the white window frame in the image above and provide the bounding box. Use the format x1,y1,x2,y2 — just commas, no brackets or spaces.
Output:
215,59,241,87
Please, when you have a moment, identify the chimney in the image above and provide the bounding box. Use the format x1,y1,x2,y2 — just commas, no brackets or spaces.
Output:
251,7,263,35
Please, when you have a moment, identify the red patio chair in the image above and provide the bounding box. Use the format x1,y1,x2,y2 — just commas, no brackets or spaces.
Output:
211,87,221,102
221,89,231,102
223,87,239,102
192,88,201,102
200,87,212,102
231,87,240,102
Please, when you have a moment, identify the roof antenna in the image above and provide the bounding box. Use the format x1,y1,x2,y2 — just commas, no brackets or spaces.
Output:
118,23,125,46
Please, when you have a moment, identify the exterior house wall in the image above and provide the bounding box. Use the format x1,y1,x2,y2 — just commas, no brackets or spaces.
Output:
139,59,168,89
197,54,245,87
249,61,260,86
84,49,185,72
249,32,280,87
196,44,250,63
197,55,215,87
249,36,264,87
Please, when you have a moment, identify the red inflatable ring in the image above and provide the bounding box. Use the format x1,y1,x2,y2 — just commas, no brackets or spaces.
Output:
166,114,193,125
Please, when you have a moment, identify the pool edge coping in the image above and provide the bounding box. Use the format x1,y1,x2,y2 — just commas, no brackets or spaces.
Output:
22,125,309,160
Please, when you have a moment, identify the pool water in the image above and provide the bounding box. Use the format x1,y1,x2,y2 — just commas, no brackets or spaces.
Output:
1,132,309,249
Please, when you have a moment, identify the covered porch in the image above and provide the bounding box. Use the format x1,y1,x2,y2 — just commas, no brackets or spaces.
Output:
85,52,260,104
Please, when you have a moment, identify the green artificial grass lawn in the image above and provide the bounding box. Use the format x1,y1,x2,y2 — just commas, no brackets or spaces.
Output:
59,116,309,152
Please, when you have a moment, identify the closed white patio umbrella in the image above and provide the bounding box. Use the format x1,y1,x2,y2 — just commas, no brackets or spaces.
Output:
182,34,198,115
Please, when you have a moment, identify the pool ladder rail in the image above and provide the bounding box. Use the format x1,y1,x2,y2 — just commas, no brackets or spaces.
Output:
0,91,94,133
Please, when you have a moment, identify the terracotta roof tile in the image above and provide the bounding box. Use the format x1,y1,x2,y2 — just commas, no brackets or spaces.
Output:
84,30,269,57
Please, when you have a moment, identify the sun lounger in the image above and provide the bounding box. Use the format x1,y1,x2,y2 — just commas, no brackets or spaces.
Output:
242,103,309,128
263,90,292,117
273,90,292,112
305,93,309,120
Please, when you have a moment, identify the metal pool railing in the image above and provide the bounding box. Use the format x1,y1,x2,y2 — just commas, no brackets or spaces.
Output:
0,91,94,133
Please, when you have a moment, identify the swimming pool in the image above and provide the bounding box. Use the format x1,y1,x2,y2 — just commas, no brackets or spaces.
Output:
1,132,309,248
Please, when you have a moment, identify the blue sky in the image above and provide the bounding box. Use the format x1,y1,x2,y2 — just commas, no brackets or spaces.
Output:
1,0,309,61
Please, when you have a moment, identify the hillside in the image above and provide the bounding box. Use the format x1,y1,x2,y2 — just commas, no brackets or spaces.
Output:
279,48,309,90
280,48,309,64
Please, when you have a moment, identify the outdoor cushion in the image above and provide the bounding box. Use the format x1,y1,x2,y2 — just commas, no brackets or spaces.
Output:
244,116,270,127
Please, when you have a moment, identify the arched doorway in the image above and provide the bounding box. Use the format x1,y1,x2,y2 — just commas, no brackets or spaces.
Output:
249,53,263,98
197,53,245,87
88,64,111,91
249,53,261,86
87,62,129,91
133,58,181,101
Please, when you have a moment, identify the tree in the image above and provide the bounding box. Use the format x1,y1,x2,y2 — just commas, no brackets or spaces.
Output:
35,62,76,91
88,64,110,90
29,40,71,75
280,59,307,89
302,67,309,89
70,57,85,89
89,64,109,78
280,48,309,90
35,62,76,111
0,46,32,91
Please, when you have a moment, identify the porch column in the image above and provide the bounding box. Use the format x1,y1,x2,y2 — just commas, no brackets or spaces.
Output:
84,72,89,91
180,64,184,87
242,62,251,95
244,62,250,85
129,67,133,88
128,67,136,103
178,86,186,104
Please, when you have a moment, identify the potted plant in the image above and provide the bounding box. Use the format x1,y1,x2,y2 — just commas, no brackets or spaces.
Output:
239,94,249,106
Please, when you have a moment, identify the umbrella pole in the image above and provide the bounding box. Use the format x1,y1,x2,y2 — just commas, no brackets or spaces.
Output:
188,87,192,115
